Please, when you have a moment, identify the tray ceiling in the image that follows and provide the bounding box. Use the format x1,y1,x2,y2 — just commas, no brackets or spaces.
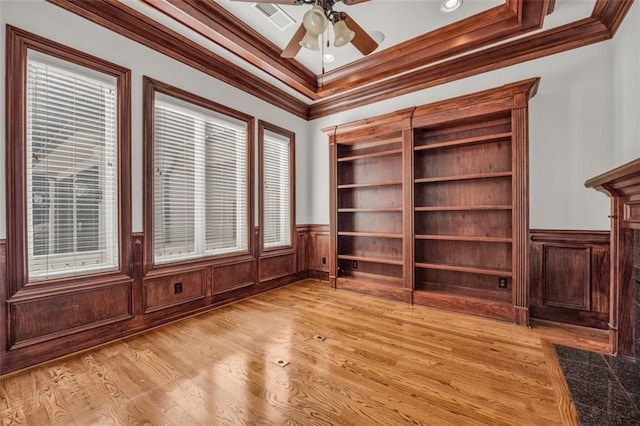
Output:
48,0,633,119
217,0,505,73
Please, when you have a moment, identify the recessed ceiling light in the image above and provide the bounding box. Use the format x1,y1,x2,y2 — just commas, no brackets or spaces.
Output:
323,53,335,63
441,0,463,13
370,31,385,44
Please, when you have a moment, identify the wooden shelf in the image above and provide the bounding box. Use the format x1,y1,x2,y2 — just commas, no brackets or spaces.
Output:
415,171,512,184
415,281,511,304
414,235,512,243
415,262,512,277
412,288,514,321
338,148,402,162
415,205,512,212
338,137,403,148
338,180,402,189
338,271,404,288
338,207,403,213
338,231,403,239
414,132,512,151
338,254,403,266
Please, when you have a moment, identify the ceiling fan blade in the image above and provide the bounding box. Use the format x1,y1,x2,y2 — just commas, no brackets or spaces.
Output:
229,0,299,4
340,12,378,56
342,0,370,5
281,23,306,58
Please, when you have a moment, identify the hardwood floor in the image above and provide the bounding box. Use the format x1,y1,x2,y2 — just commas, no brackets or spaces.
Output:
1,279,580,425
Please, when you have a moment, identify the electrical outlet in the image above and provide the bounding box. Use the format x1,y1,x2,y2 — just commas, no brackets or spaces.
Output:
498,277,508,289
322,257,326,265
174,282,183,294
352,261,358,269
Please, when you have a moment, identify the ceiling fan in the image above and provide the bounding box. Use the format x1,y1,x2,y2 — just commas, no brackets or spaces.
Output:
230,0,378,59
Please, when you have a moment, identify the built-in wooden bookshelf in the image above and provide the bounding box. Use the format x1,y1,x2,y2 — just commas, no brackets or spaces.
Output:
325,79,539,323
412,111,517,321
326,109,414,302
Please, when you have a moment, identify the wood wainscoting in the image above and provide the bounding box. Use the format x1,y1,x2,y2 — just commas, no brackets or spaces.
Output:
530,230,610,329
300,224,330,281
0,226,328,375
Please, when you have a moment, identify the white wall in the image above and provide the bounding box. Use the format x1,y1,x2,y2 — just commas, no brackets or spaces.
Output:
0,0,311,239
2,0,637,238
613,2,640,164
308,41,617,230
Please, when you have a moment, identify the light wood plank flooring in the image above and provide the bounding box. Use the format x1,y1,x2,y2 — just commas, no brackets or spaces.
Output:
1,279,579,425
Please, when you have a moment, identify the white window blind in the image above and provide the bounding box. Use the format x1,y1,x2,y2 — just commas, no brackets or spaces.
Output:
26,50,119,280
263,130,291,249
153,93,248,264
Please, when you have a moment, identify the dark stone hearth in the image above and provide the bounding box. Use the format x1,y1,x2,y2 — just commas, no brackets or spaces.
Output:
555,345,640,425
557,270,640,424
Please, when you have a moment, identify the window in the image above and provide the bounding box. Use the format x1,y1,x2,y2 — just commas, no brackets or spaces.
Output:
145,78,253,265
6,27,131,285
259,121,295,251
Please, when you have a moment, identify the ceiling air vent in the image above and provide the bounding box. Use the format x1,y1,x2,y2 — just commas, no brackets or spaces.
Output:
253,3,296,31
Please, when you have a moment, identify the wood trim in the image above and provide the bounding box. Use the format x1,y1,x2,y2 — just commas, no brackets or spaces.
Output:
258,120,296,256
328,132,338,289
317,1,550,97
610,198,635,356
585,157,640,198
513,106,529,325
5,25,133,293
0,240,7,364
402,128,414,300
45,0,309,119
592,0,636,35
411,78,539,127
142,76,256,274
131,233,144,316
530,229,610,244
309,18,608,119
296,224,330,234
322,107,416,138
43,0,633,121
138,0,318,99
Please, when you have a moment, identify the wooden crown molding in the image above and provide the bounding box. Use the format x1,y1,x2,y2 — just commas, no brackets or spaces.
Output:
307,15,613,120
316,0,553,97
45,0,309,119
139,0,319,100
44,0,633,121
585,157,640,198
137,0,552,100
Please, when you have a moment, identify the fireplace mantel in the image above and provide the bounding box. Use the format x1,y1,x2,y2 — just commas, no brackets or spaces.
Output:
586,157,640,357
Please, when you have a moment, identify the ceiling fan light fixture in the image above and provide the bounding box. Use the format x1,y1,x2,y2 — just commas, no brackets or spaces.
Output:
299,31,320,50
302,4,327,35
440,0,462,13
333,20,355,47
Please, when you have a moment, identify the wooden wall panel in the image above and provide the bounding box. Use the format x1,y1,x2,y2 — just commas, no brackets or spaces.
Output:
0,240,7,361
297,230,309,273
542,245,591,310
143,269,207,313
8,282,133,349
259,253,296,283
530,230,610,329
213,261,255,294
310,232,330,273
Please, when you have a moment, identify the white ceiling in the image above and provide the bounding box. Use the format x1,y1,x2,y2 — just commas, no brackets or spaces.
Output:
218,0,504,73
122,0,598,102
